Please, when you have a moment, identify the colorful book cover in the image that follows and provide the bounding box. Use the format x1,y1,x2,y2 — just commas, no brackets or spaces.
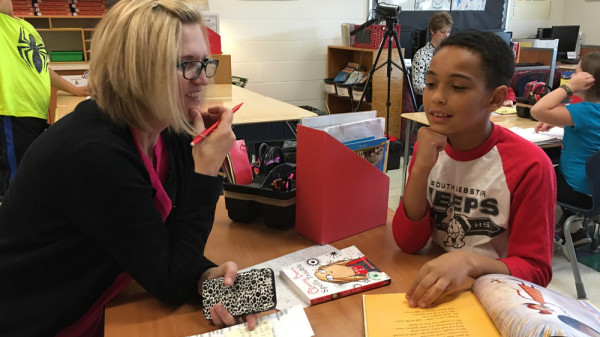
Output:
343,71,365,85
279,246,391,306
473,274,600,337
344,137,388,172
333,68,352,83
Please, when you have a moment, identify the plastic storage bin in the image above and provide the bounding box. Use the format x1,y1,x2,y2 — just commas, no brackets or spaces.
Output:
50,51,84,62
335,83,352,97
323,78,336,94
223,182,295,230
352,82,371,102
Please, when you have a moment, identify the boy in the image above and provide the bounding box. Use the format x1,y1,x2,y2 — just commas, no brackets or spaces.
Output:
0,0,88,199
393,30,556,308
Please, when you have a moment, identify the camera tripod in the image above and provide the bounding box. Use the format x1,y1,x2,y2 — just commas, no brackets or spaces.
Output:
351,11,417,141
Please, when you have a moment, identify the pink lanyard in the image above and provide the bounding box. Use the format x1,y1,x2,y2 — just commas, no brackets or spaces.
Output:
130,128,172,221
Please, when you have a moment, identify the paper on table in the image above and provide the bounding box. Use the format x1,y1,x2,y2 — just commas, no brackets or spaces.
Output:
363,292,500,337
191,305,314,337
495,106,517,115
239,244,337,310
509,127,563,145
225,320,274,337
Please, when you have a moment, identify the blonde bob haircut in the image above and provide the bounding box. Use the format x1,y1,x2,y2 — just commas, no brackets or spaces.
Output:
89,0,204,135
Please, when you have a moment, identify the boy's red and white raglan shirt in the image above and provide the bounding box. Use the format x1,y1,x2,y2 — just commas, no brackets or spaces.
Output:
393,124,556,287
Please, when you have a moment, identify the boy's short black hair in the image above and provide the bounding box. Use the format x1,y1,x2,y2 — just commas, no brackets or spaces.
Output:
438,30,515,89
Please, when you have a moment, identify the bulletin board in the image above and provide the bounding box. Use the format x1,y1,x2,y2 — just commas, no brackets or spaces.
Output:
370,0,507,32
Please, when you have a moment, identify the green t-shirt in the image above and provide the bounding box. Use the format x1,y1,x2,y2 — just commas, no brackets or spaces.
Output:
0,13,50,119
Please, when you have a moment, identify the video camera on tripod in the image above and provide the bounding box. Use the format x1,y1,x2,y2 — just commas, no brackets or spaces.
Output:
349,2,416,139
375,3,400,21
351,2,400,37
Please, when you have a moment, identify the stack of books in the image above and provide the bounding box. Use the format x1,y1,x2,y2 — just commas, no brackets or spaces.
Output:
24,0,107,16
72,0,107,16
12,1,33,16
32,0,74,16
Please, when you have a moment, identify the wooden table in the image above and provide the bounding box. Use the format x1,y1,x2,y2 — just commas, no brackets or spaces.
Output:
201,84,316,127
399,111,560,197
104,198,443,337
54,84,316,129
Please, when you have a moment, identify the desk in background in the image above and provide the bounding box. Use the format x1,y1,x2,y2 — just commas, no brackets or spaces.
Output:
54,84,316,127
49,55,233,123
399,111,561,197
104,197,443,337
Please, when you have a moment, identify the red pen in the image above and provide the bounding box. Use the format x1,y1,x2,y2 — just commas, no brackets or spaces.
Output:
190,102,243,147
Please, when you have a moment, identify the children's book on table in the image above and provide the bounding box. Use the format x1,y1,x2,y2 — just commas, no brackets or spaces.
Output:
363,274,600,337
279,246,391,306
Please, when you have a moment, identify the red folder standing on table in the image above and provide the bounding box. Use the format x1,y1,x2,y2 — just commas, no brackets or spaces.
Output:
295,125,389,244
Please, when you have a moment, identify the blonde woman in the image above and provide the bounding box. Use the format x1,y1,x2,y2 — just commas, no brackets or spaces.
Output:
0,0,257,335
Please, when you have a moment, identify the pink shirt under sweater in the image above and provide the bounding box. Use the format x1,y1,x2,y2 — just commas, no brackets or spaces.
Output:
56,130,171,336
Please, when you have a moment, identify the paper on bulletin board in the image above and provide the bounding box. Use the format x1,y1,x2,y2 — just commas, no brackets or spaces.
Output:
415,0,451,10
451,0,486,10
511,0,552,20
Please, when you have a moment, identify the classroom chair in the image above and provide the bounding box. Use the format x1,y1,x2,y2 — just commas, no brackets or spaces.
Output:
554,150,600,299
511,70,550,98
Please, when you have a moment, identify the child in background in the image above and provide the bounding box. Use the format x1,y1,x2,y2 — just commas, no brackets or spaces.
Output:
393,30,555,309
504,87,516,107
531,52,600,247
0,0,89,199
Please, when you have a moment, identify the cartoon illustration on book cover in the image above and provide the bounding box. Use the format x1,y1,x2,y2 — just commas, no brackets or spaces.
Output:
474,274,600,337
314,255,383,284
279,246,391,305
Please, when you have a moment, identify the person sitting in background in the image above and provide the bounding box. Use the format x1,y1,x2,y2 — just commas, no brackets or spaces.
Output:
0,0,88,200
504,87,517,107
531,52,600,247
411,11,453,109
0,0,258,335
394,30,555,308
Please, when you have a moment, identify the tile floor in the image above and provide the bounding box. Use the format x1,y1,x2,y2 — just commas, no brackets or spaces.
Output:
386,164,600,307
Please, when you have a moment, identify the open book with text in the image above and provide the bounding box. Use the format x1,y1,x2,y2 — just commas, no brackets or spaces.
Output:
363,274,600,337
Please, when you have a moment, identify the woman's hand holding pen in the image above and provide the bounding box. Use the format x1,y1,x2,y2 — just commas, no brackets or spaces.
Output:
189,106,235,176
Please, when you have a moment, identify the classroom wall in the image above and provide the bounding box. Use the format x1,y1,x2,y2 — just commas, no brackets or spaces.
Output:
208,0,598,112
560,0,600,45
505,0,564,39
208,0,368,112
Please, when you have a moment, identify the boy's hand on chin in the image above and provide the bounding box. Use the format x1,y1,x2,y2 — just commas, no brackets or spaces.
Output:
413,127,448,171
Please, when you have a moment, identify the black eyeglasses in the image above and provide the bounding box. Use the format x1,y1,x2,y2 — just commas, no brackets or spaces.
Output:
177,58,219,80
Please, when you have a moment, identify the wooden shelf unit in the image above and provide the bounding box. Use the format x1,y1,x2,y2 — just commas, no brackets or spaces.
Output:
326,45,404,139
20,16,103,62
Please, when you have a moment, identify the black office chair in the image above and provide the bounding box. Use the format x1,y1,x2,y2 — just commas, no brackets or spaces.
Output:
554,150,600,299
